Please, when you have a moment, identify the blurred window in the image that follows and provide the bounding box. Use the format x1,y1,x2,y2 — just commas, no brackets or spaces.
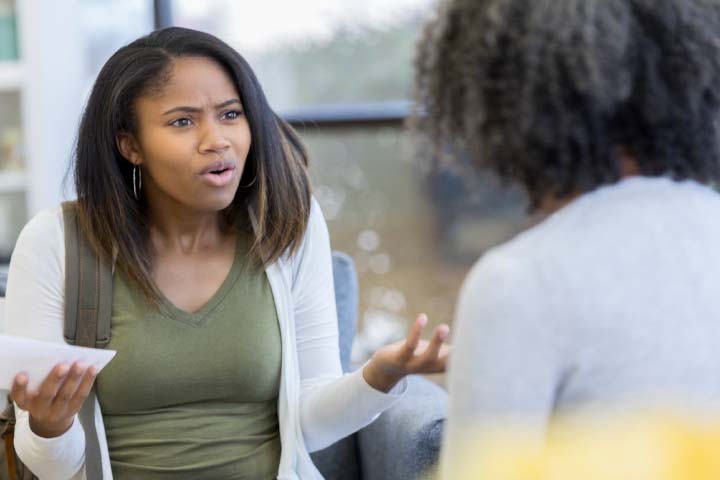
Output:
79,0,154,87
170,0,434,111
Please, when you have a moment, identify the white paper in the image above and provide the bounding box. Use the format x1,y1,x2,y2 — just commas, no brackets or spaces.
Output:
0,334,116,391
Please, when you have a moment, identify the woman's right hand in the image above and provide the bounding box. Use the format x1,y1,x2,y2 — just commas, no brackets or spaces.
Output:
11,362,98,438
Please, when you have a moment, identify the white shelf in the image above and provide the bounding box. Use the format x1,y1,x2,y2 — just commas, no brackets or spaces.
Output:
0,170,26,192
0,61,24,92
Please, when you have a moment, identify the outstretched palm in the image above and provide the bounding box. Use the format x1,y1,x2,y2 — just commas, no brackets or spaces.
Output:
363,314,451,392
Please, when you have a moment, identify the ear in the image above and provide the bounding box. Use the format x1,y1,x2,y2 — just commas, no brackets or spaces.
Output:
116,131,142,166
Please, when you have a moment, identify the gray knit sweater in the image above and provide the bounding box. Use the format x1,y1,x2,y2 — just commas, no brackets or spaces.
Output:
442,177,720,477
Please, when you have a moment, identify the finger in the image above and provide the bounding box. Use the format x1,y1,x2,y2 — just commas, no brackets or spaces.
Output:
432,344,451,372
421,323,450,362
35,364,70,410
11,373,30,409
50,362,87,416
402,314,427,359
438,343,451,360
66,366,98,414
433,343,452,369
410,342,451,374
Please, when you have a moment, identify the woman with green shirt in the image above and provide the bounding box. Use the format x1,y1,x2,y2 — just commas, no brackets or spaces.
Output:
5,27,450,479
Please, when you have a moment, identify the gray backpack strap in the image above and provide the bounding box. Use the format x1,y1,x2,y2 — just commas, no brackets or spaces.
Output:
61,201,112,479
61,201,112,348
78,392,103,479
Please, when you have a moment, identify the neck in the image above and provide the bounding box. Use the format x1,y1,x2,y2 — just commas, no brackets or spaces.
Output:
149,211,227,255
144,186,229,256
537,193,580,216
538,154,641,216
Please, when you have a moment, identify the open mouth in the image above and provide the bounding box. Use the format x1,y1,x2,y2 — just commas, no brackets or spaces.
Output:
200,161,237,187
200,160,236,175
208,167,233,175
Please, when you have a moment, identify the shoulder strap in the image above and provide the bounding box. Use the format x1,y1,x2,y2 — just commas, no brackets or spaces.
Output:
61,201,112,479
61,201,112,349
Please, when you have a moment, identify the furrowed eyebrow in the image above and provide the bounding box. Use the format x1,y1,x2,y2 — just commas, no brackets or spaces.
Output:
215,98,242,109
162,98,242,116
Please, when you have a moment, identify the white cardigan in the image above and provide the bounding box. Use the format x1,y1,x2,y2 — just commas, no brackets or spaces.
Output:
5,198,406,480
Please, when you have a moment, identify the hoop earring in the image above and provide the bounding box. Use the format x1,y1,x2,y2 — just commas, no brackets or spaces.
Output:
239,176,256,188
133,165,142,200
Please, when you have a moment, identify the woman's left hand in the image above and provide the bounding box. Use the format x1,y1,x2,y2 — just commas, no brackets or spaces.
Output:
363,314,451,393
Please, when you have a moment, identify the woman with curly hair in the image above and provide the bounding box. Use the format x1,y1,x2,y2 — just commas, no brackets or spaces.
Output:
414,0,720,475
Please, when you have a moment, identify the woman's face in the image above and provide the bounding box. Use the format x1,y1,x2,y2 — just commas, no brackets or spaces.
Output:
118,56,252,214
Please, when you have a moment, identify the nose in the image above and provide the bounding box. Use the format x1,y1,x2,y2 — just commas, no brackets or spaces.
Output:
198,122,231,154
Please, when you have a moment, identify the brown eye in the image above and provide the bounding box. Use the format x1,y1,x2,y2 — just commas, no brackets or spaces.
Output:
223,110,243,120
171,117,193,127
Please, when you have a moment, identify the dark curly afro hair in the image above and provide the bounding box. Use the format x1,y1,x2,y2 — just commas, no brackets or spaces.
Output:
413,0,720,209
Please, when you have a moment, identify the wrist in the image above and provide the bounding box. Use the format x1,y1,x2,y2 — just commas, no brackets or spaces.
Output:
363,361,403,393
29,415,74,438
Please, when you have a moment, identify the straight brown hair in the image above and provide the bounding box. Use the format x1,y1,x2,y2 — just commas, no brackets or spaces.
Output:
73,27,311,304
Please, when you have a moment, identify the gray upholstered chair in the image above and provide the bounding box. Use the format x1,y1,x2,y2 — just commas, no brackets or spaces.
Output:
310,252,447,480
0,256,448,479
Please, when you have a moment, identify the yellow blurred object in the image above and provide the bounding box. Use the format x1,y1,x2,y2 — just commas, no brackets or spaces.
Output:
452,415,720,480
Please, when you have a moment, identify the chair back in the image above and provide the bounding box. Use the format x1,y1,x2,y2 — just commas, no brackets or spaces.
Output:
331,251,358,373
313,252,363,479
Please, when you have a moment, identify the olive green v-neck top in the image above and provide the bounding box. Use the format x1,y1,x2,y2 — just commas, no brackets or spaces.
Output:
96,235,282,479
